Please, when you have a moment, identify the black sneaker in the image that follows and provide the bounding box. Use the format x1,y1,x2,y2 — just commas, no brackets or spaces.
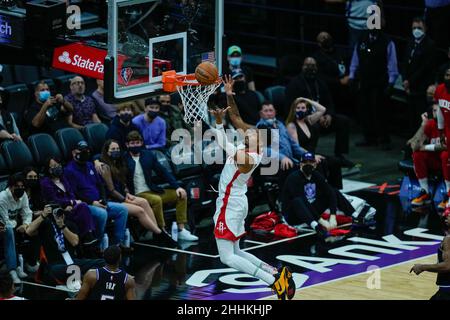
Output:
314,225,328,239
154,230,178,248
337,155,355,169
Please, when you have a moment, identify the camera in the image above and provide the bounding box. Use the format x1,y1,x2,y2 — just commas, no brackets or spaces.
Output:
52,207,66,218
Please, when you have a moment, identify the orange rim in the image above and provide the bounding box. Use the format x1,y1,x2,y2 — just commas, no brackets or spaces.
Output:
162,70,222,92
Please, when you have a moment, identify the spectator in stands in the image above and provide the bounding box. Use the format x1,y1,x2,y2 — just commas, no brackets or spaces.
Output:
158,94,193,145
407,104,449,209
124,131,198,241
40,157,97,246
0,174,33,283
65,76,101,129
313,31,352,115
219,69,261,126
0,272,26,300
132,98,167,151
92,79,116,122
286,57,352,161
106,102,140,149
436,46,450,84
324,0,380,50
26,81,72,135
281,152,355,237
401,17,437,136
99,140,177,247
225,45,256,91
0,88,21,143
23,167,44,215
25,205,104,288
424,0,450,51
64,141,130,251
349,28,399,150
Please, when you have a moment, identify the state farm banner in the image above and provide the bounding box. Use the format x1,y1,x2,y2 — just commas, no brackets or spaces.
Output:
52,42,106,79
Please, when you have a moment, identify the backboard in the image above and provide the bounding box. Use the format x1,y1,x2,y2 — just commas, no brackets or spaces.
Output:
104,0,223,103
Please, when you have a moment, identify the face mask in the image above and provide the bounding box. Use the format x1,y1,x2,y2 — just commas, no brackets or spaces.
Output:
264,118,275,127
303,68,317,79
39,90,51,102
50,166,63,177
13,188,25,199
320,38,333,50
229,57,242,67
119,113,133,123
296,111,309,120
147,111,158,119
412,28,425,39
75,150,90,163
110,151,122,160
128,145,142,155
302,164,315,176
233,80,246,92
25,179,39,189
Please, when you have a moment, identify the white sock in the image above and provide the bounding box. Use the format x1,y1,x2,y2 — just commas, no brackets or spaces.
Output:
418,179,429,193
310,221,319,229
445,181,450,194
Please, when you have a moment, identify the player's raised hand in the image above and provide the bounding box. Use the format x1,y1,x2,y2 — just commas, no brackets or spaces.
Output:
209,106,231,124
223,75,235,96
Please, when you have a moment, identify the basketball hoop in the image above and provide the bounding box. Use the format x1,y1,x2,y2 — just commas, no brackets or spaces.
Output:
162,70,222,124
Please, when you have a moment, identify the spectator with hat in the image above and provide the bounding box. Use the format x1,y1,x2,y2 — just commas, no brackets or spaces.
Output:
280,152,355,237
225,45,256,91
63,140,130,251
132,98,167,151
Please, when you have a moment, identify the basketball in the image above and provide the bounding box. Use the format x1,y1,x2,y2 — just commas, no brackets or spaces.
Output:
195,62,219,85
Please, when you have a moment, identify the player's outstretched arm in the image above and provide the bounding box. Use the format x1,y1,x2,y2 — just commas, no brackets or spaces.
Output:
410,236,450,275
224,75,254,132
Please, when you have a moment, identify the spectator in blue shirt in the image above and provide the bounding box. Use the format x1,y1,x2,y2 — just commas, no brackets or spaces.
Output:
132,98,167,151
64,140,129,251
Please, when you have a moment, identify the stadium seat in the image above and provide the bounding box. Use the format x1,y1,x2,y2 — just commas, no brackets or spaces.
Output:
1,140,34,172
169,145,203,178
255,90,266,106
39,67,65,79
13,65,40,84
53,74,77,96
3,84,30,115
82,123,109,155
264,85,286,112
54,128,85,160
27,134,62,167
0,65,15,86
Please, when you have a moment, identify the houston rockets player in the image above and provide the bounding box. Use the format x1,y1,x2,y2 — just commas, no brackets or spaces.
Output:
209,75,295,300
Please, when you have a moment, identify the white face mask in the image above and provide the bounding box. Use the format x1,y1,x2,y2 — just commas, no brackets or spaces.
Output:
412,28,425,39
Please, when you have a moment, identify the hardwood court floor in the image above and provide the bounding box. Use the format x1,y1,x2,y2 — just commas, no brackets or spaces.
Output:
267,255,438,300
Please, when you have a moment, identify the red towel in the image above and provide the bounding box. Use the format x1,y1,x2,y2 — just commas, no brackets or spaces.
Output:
250,211,281,232
274,224,298,238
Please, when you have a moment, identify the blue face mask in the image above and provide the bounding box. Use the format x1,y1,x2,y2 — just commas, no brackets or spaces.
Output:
412,28,425,39
229,57,242,68
39,90,51,102
264,118,276,127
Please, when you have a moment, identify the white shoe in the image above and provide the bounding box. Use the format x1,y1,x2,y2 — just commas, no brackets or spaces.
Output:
177,229,199,241
25,262,40,273
9,270,21,284
16,266,28,278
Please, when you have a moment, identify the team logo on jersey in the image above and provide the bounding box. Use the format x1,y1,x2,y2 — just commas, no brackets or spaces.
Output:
304,183,316,203
438,99,450,111
217,222,226,234
120,67,133,85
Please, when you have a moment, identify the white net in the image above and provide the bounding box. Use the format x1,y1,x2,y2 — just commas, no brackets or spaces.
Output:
177,82,221,125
